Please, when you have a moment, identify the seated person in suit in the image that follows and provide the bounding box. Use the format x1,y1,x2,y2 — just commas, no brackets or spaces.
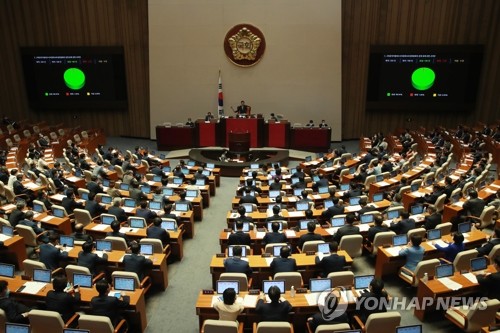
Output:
255,285,292,322
84,192,106,218
290,176,306,190
322,197,345,220
333,213,360,243
266,205,284,223
299,221,323,250
366,215,389,245
107,221,131,246
307,287,349,332
87,175,104,194
213,287,244,321
228,220,251,246
193,167,208,185
12,173,36,204
36,190,53,211
389,211,416,235
8,201,26,227
147,217,170,247
61,189,84,214
135,200,157,222
223,245,252,277
108,197,128,222
39,232,69,270
399,235,425,272
270,246,297,274
477,256,500,300
123,242,153,280
235,100,248,116
0,280,31,324
423,205,442,230
311,173,329,192
163,204,180,224
72,223,93,243
315,242,346,277
239,188,258,205
269,177,282,191
77,240,108,274
356,278,389,323
476,228,500,257
90,278,130,328
263,221,287,246
357,197,375,217
129,180,147,204
204,111,214,121
434,233,465,262
46,275,81,323
175,191,194,211
18,210,46,238
234,205,253,223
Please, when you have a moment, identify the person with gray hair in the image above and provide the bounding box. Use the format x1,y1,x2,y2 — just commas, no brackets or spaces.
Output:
108,197,127,222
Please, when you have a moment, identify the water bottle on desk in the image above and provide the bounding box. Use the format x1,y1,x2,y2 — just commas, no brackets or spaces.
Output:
290,286,295,298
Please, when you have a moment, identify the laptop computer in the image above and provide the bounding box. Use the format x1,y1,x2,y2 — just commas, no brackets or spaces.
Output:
324,199,334,209
186,189,198,198
296,201,309,211
309,278,332,293
73,273,93,288
331,216,345,227
33,202,44,213
101,195,112,204
299,219,313,230
360,214,374,224
153,175,162,182
340,184,350,191
119,183,130,191
95,240,112,252
291,177,300,185
233,222,250,232
216,280,239,294
228,245,247,257
129,218,146,228
187,160,196,167
102,179,110,188
293,188,303,196
2,225,13,236
267,222,283,231
318,187,329,194
349,197,361,206
74,169,83,178
393,234,408,247
195,179,205,186
0,263,15,278
241,203,254,213
317,243,330,254
268,190,280,199
376,174,385,182
458,222,472,234
262,280,286,294
173,177,183,185
396,325,422,333
273,245,286,257
80,192,89,201
435,264,454,279
52,207,65,218
470,257,488,272
206,163,215,169
114,276,135,291
140,243,153,256
5,323,31,333
162,188,174,196
101,214,116,225
63,329,90,333
411,204,424,215
305,156,312,162
372,193,384,203
410,184,420,192
148,201,162,210
387,210,400,219
202,170,211,177
162,166,171,173
123,198,136,208
427,229,441,241
326,160,333,167
175,203,189,212
349,167,357,174
140,185,151,194
354,275,374,291
161,220,177,231
59,235,74,248
33,268,51,283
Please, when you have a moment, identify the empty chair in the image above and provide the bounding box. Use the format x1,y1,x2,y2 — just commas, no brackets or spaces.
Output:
23,129,31,138
435,222,453,235
201,319,244,333
327,271,354,288
219,272,252,291
23,259,63,278
28,309,79,333
253,321,294,333
445,299,500,333
397,185,411,196
369,231,396,255
265,243,288,255
339,234,363,258
307,323,350,333
364,175,376,189
341,153,352,161
398,258,440,287
51,204,71,218
111,270,151,292
407,228,426,240
65,264,104,284
353,311,401,333
468,205,495,229
78,314,128,333
301,240,325,253
15,224,45,254
273,272,303,290
73,208,94,227
462,181,474,197
139,238,171,256
434,194,447,213
488,244,500,260
105,236,128,251
452,249,479,272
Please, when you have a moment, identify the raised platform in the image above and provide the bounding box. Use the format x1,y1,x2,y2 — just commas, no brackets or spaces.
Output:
188,148,289,177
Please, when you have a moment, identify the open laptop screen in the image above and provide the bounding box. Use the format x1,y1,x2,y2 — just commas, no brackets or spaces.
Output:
317,243,330,254
268,190,280,198
458,222,472,234
360,214,374,224
0,263,15,278
5,323,31,333
123,198,136,208
175,203,189,212
129,218,146,228
114,276,135,291
119,183,130,191
101,214,116,225
318,187,329,194
33,202,44,213
95,240,112,252
73,273,93,288
273,245,285,257
262,280,285,294
396,325,422,333
59,235,74,247
427,229,441,241
228,245,247,257
241,203,254,213
296,201,309,211
309,278,332,293
216,280,239,294
331,217,345,227
411,204,424,215
470,257,488,272
233,222,250,232
354,275,374,290
186,190,198,197
435,264,454,278
162,188,174,196
148,201,162,210
33,268,51,283
140,244,153,255
349,197,361,206
2,225,13,236
387,210,400,219
161,220,176,231
393,234,408,246
101,195,112,204
293,188,303,196
372,193,384,202
52,207,65,218
340,184,350,191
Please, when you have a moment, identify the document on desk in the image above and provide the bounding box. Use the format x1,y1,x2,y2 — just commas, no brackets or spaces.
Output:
305,293,321,306
264,258,273,266
2,203,16,211
452,201,464,207
287,197,297,203
384,246,403,257
255,232,266,239
432,240,448,248
312,194,322,200
41,216,54,222
287,211,304,217
120,227,139,233
344,205,361,212
92,224,108,231
462,272,478,284
437,277,462,290
411,191,426,197
324,227,338,236
377,181,391,187
66,176,81,182
21,281,46,294
0,234,11,242
243,295,258,307
358,224,370,232
285,230,296,237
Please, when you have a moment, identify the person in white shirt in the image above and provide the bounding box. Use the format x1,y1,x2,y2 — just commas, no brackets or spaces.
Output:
213,288,244,321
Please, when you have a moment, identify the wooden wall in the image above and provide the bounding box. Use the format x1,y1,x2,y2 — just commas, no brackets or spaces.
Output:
0,0,149,137
342,0,500,139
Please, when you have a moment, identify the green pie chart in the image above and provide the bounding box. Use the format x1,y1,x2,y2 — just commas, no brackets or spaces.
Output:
411,67,435,91
63,68,86,90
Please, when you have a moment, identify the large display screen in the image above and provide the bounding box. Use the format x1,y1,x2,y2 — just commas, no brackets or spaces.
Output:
21,46,128,109
366,45,483,111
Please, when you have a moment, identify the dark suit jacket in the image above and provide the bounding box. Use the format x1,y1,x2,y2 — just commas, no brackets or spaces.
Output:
390,218,416,235
424,213,442,230
323,204,345,219
298,233,323,250
87,181,104,194
77,251,108,274
46,290,81,322
0,297,31,323
476,238,500,256
146,225,170,247
315,253,346,277
129,188,147,204
135,208,157,221
367,225,389,243
61,197,83,214
477,272,500,300
333,225,360,243
263,232,287,245
39,243,68,270
18,219,44,235
13,180,29,195
85,200,106,218
123,253,153,280
8,209,25,227
107,206,128,222
255,299,292,322
223,257,252,277
357,291,389,323
228,231,251,246
239,195,258,205
270,257,297,274
90,295,129,326
463,198,486,217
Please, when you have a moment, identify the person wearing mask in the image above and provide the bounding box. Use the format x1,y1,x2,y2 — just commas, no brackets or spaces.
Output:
0,280,31,323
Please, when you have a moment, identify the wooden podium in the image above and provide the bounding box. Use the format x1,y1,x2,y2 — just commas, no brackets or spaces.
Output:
228,132,250,153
